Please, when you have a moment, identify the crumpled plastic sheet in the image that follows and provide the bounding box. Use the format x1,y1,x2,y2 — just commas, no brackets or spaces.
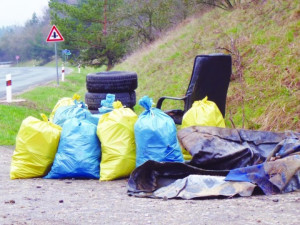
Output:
225,137,300,195
128,160,228,194
128,127,300,199
178,126,300,170
226,155,300,195
127,161,255,199
153,175,256,200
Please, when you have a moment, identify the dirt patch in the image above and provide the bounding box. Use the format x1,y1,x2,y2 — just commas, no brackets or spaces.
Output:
1,146,300,225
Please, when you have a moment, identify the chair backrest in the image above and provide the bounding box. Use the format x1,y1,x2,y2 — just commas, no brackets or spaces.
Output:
184,54,232,117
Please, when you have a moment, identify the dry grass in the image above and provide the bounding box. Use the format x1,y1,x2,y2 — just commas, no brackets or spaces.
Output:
115,0,300,132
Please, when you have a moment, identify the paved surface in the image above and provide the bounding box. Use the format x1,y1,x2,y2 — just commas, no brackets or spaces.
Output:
0,67,72,99
1,146,300,225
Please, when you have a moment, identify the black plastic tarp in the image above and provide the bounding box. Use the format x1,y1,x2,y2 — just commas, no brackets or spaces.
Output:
178,126,299,170
128,126,300,199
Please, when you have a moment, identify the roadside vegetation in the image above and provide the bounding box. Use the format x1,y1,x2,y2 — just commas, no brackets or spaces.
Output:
115,0,300,131
0,0,299,145
0,66,99,145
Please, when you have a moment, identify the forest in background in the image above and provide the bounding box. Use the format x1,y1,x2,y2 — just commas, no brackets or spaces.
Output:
0,0,246,68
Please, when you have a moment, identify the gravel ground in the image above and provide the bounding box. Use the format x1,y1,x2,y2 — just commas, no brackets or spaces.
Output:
1,145,300,225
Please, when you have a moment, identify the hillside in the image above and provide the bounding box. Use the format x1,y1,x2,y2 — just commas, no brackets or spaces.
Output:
114,0,300,132
0,1,299,145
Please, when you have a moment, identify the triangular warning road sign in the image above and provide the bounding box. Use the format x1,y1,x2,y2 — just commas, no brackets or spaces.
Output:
46,25,64,42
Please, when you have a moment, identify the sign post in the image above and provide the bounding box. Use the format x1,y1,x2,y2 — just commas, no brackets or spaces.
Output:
62,49,71,63
6,74,12,102
61,49,71,81
46,25,64,85
62,65,65,81
15,55,20,66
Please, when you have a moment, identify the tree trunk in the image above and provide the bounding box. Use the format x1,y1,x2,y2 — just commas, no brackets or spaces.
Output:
224,0,234,9
103,0,107,35
107,57,113,71
148,12,153,42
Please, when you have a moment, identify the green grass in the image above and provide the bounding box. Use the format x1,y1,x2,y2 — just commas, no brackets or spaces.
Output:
114,0,300,132
0,0,299,145
0,66,100,145
0,105,42,145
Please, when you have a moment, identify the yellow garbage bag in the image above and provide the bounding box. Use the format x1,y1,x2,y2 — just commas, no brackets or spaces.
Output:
49,93,81,122
10,114,62,179
97,101,138,181
181,96,225,160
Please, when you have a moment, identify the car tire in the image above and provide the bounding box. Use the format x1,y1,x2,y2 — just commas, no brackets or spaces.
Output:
86,71,138,93
89,109,100,114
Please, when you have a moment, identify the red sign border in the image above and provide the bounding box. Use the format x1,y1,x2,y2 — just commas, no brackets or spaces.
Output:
46,25,64,42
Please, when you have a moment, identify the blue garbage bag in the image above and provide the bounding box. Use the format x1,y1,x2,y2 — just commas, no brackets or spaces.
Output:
98,93,115,114
53,101,96,126
134,96,184,167
90,114,102,125
44,118,101,179
85,94,116,125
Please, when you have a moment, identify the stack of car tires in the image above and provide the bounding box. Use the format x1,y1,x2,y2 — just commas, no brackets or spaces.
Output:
85,71,138,114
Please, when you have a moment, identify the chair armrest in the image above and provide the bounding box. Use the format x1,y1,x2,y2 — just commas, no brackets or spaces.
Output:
156,96,187,109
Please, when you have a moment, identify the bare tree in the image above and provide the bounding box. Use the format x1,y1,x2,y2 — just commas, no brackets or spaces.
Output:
196,0,243,10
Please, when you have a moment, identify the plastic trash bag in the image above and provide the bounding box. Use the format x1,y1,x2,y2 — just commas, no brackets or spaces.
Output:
98,93,115,114
44,118,101,179
53,101,95,127
135,96,184,167
182,96,225,128
49,94,81,122
90,114,102,125
90,94,116,125
181,96,225,160
97,101,138,181
10,114,62,179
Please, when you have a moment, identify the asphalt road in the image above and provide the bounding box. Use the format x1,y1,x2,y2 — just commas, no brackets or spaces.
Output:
0,67,70,99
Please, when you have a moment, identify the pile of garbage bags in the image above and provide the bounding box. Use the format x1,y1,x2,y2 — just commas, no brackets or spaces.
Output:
10,94,300,200
10,94,184,181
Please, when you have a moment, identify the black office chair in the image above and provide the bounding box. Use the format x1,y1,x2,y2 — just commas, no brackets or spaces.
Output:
156,54,232,125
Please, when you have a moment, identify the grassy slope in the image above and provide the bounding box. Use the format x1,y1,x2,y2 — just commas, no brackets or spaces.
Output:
0,67,99,145
0,1,299,145
115,0,300,131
